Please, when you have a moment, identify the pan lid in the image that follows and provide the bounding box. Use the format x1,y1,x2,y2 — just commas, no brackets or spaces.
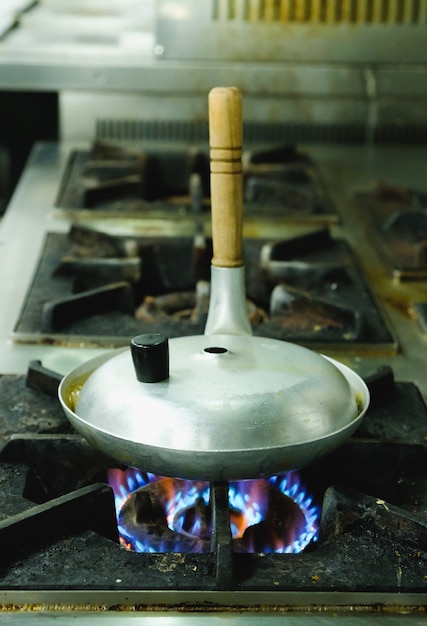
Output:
73,330,361,454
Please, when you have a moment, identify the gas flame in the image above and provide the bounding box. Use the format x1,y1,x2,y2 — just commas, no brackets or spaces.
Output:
107,468,319,554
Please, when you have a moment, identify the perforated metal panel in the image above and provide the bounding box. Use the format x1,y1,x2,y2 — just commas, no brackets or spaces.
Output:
211,0,427,24
94,118,427,145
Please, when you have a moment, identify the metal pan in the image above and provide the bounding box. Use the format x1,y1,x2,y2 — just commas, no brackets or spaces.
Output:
58,87,369,481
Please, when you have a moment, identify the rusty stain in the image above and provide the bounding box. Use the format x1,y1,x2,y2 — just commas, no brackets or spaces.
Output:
1,602,427,614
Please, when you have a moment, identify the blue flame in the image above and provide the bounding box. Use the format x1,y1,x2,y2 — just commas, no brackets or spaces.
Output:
108,468,320,554
268,473,320,553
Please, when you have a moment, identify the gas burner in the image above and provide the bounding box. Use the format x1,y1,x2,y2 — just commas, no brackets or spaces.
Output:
57,140,211,214
356,183,427,280
55,141,337,221
108,469,319,555
243,144,333,217
13,225,396,354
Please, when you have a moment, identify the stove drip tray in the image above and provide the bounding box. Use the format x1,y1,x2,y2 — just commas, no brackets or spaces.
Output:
0,365,427,603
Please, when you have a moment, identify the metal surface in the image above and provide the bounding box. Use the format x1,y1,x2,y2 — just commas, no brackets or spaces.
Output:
59,337,367,480
155,0,427,62
0,1,33,38
0,610,426,624
204,266,252,336
0,609,426,624
0,1,426,139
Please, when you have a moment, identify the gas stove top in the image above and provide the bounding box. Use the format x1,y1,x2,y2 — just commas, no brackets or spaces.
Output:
0,363,427,612
0,142,426,390
0,142,427,622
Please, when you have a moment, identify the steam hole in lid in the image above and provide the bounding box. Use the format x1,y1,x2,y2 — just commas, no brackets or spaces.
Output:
204,346,228,354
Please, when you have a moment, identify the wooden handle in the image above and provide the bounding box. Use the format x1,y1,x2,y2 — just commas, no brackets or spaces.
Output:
209,86,243,268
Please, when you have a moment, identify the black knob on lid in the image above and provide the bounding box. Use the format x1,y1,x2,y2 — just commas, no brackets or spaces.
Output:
131,333,169,383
